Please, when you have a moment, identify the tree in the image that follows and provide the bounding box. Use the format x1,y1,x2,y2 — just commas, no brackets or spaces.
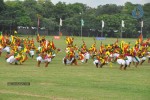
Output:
0,0,5,12
96,14,137,37
0,0,149,37
143,3,150,18
53,2,68,20
96,4,123,16
41,17,56,31
122,2,135,15
40,0,54,18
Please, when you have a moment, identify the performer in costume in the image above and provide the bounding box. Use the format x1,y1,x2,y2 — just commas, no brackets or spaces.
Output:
0,43,3,56
139,48,147,65
36,52,52,67
63,52,77,65
116,53,126,70
93,54,101,68
146,44,150,63
132,45,140,67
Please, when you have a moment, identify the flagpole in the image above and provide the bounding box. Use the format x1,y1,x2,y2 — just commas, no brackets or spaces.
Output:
37,27,39,35
59,25,61,36
141,20,143,35
59,18,62,36
101,20,104,37
80,19,84,39
37,17,39,35
141,25,142,34
121,25,122,38
101,27,103,37
80,12,83,39
81,20,82,39
121,20,124,39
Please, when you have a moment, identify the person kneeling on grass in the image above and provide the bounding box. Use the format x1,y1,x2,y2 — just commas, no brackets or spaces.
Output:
116,54,126,70
63,48,77,65
138,49,147,65
6,51,27,65
6,54,18,64
83,51,90,63
2,44,10,55
63,54,77,65
93,55,106,68
29,46,35,59
36,52,52,67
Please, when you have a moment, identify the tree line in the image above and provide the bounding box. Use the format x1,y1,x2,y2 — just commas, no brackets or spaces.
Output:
0,0,150,38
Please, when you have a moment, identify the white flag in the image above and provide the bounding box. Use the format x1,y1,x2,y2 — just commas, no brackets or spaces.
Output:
60,18,62,26
81,19,84,26
141,21,143,27
102,20,104,28
122,20,125,27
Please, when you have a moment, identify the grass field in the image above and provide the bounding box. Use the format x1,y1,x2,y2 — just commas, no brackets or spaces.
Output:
0,36,150,100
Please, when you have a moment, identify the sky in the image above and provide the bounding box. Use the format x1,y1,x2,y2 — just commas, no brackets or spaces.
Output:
4,0,150,8
51,0,150,8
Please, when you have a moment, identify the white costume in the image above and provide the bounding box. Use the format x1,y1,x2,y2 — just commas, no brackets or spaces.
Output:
29,49,34,56
93,59,100,65
84,52,90,60
117,59,125,65
126,56,132,63
6,56,17,64
3,46,10,53
62,57,75,64
132,56,140,63
37,55,51,63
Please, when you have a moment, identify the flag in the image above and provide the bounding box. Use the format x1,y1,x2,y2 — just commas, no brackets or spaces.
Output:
60,18,62,26
141,21,143,27
122,20,125,27
81,19,84,26
102,20,104,28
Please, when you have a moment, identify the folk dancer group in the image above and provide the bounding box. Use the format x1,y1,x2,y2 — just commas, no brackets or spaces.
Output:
0,33,150,70
63,36,150,70
0,34,59,67
92,38,150,70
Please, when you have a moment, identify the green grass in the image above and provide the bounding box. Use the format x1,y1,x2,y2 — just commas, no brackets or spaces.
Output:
0,36,150,100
